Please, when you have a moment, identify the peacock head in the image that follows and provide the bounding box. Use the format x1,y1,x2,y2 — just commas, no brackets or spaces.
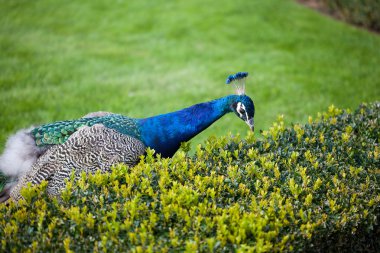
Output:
226,72,255,131
231,95,255,132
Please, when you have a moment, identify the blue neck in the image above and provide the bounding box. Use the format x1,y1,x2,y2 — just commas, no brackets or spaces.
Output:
137,95,237,157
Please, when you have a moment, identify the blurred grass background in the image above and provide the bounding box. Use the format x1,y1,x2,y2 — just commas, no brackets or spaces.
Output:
1,0,380,152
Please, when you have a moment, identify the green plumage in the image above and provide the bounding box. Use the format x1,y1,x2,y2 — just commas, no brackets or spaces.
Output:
0,171,6,192
32,115,141,146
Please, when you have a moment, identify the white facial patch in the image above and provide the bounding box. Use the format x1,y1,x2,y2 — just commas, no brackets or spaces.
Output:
236,102,247,119
236,102,242,117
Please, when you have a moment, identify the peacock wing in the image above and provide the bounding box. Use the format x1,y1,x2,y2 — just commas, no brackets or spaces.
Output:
10,124,146,201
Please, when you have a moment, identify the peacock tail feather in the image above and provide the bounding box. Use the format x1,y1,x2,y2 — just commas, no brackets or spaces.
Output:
32,114,141,146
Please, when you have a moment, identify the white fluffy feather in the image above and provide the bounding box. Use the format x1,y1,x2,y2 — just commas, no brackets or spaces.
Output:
0,127,46,178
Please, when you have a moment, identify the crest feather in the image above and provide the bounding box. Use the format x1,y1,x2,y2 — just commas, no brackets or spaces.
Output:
226,72,248,95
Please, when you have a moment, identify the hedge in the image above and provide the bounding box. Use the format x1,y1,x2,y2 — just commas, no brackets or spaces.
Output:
0,102,379,252
320,0,380,32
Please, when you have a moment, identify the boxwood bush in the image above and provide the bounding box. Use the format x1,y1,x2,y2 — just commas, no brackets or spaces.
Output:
0,102,379,252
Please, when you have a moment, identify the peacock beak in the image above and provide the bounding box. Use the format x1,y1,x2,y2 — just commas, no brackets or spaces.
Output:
246,118,254,132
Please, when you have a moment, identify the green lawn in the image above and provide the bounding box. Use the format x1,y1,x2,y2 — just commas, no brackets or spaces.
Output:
1,0,379,151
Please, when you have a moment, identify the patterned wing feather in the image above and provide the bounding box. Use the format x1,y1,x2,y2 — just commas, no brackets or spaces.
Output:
11,124,146,201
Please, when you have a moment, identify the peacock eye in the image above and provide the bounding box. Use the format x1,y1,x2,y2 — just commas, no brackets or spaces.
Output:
237,103,246,114
236,102,247,118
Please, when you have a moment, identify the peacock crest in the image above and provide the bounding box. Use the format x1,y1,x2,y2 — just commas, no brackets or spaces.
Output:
226,71,248,95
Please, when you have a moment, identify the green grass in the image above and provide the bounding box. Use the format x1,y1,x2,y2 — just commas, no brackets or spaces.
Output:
1,0,379,151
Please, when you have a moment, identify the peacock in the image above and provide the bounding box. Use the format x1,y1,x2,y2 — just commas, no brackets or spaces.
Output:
0,72,255,202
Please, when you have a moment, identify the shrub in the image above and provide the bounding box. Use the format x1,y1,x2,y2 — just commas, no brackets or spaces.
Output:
320,0,380,32
0,102,379,252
